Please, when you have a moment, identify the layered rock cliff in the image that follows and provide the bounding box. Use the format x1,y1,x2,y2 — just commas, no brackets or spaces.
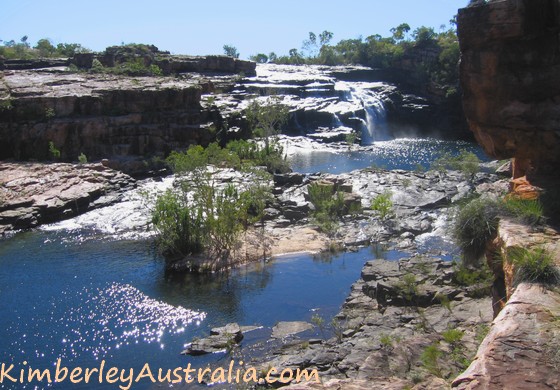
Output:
458,0,560,179
456,1,560,387
0,69,225,176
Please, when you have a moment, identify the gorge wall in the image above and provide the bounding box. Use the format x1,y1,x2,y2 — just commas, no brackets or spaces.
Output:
455,1,560,387
458,0,560,179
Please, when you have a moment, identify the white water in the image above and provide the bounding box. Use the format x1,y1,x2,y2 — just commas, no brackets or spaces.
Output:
335,81,391,144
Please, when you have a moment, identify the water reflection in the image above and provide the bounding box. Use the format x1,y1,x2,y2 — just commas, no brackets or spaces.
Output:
288,138,488,174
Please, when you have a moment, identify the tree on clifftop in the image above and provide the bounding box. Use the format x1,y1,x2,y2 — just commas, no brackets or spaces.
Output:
223,44,240,58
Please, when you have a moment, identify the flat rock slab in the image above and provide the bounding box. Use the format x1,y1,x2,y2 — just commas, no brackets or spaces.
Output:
181,323,262,356
0,162,135,233
271,321,314,339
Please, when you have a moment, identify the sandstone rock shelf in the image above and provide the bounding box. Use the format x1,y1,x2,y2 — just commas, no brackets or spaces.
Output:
0,162,135,234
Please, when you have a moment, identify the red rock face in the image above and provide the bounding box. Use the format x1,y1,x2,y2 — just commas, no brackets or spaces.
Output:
458,0,560,178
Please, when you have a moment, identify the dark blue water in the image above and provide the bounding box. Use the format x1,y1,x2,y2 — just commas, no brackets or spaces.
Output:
289,138,489,174
0,230,401,389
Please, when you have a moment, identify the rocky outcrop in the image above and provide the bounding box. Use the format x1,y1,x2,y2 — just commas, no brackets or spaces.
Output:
71,45,256,76
257,256,494,388
0,69,221,175
452,283,560,390
458,0,560,177
0,58,69,70
451,217,560,388
0,162,135,234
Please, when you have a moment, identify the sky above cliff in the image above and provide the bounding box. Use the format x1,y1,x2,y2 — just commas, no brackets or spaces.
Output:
1,0,468,58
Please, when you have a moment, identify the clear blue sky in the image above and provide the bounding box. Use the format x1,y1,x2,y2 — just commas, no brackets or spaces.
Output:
1,0,468,59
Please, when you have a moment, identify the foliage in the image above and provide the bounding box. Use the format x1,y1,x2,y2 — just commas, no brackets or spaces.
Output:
90,57,163,77
223,44,239,58
152,189,204,257
379,333,394,350
394,273,419,302
78,153,88,164
502,197,544,226
452,196,500,266
268,22,460,92
420,343,442,377
245,97,290,156
442,328,464,345
510,247,560,286
0,36,89,59
307,182,346,236
370,191,394,220
48,141,60,160
166,143,241,173
0,98,13,112
249,53,268,63
345,132,357,149
152,171,271,263
45,107,55,119
431,150,481,182
452,260,493,286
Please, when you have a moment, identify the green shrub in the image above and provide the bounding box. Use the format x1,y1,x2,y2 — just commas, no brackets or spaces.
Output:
308,181,346,236
45,108,56,119
452,196,500,266
152,189,204,257
510,247,560,286
431,150,480,181
78,153,88,164
452,261,493,286
394,273,419,302
48,141,61,160
442,328,464,345
502,197,544,226
151,170,272,265
420,343,442,377
370,191,394,220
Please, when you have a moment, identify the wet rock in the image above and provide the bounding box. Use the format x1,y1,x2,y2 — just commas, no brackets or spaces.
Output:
271,321,314,339
182,322,244,355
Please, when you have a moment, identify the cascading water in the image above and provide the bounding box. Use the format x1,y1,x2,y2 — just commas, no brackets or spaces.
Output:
335,81,392,144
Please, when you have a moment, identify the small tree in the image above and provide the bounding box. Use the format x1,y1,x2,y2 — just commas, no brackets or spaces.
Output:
223,44,239,58
249,53,268,63
245,97,289,155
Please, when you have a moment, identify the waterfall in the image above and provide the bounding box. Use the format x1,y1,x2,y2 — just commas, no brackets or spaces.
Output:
332,113,343,128
336,81,392,145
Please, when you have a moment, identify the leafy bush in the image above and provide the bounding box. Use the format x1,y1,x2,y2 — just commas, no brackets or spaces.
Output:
245,97,290,156
370,191,394,220
442,328,464,345
152,189,204,257
48,141,61,160
431,150,480,181
151,168,272,266
307,181,346,236
394,273,419,302
78,153,88,164
452,196,500,266
166,143,241,174
510,247,560,286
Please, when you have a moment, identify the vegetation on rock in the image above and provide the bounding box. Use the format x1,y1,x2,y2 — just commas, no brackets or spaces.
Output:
0,36,89,59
